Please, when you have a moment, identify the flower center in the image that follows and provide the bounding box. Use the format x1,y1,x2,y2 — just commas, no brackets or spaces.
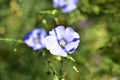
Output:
34,38,39,43
64,0,68,5
60,40,66,46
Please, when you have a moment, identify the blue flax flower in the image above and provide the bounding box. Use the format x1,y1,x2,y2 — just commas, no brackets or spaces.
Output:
53,0,78,13
45,26,80,57
24,28,46,50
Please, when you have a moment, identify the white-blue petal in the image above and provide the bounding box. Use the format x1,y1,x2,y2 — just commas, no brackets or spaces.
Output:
55,26,65,40
45,35,67,57
40,29,47,47
33,43,42,50
32,28,41,38
49,26,65,40
65,40,80,54
24,35,35,47
67,0,78,4
41,29,47,36
64,27,80,43
53,0,64,8
62,4,77,13
74,0,78,4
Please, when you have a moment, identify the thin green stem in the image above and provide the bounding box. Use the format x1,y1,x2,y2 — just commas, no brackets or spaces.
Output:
0,38,23,43
38,9,57,15
47,59,59,80
59,57,64,80
65,55,79,73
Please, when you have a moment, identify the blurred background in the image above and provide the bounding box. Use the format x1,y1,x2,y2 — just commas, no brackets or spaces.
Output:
0,0,120,80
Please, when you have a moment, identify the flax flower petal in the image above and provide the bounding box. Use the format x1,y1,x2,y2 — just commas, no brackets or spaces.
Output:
65,40,80,53
45,35,67,57
64,27,79,43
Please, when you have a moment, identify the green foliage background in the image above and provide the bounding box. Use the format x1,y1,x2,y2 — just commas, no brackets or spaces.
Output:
0,0,120,80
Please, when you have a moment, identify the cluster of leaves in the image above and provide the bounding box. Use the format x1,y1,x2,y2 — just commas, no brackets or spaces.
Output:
0,0,120,80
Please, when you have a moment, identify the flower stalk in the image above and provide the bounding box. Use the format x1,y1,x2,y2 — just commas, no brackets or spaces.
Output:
0,38,23,43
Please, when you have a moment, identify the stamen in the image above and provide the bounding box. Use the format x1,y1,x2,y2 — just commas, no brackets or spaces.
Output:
64,0,68,5
60,40,66,46
34,38,39,43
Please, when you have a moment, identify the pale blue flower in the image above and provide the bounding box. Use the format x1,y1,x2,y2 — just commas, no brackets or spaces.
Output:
53,0,78,13
45,26,80,57
24,28,46,50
